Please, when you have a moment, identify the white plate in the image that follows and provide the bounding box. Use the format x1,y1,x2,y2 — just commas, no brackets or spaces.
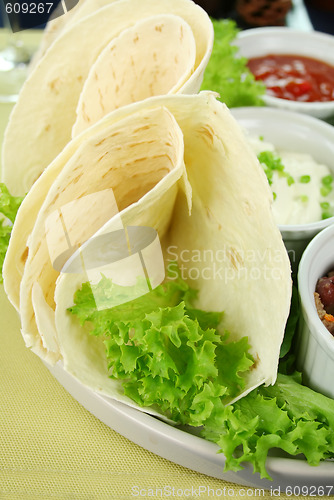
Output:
45,361,334,492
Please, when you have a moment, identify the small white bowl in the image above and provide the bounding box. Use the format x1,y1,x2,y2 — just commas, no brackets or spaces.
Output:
297,224,334,399
231,106,334,271
234,27,334,120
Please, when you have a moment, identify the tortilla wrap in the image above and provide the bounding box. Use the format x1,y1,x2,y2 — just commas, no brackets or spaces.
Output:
19,105,188,365
72,15,196,136
4,92,292,407
1,0,213,196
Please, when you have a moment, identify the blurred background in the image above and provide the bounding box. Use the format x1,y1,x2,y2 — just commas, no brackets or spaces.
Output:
193,0,334,33
0,0,333,34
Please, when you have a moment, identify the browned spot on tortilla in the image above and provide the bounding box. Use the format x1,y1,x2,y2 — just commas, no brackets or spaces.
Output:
94,72,98,81
77,75,83,82
82,111,91,123
73,164,83,172
81,102,91,123
97,152,108,163
133,125,150,133
95,138,107,147
153,52,157,62
109,131,121,138
98,88,105,111
133,34,139,43
51,192,60,203
229,253,238,271
228,247,244,270
44,124,51,132
206,205,214,217
199,125,215,145
76,191,89,199
133,157,149,164
115,84,119,93
175,55,179,64
155,24,163,32
122,154,170,168
72,174,83,184
49,78,60,94
128,139,156,148
21,247,29,264
249,353,260,371
101,170,110,179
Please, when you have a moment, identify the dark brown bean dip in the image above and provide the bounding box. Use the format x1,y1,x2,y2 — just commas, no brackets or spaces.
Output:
315,270,334,336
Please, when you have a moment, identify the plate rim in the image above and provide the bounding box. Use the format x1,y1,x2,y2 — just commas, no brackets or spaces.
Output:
45,360,334,492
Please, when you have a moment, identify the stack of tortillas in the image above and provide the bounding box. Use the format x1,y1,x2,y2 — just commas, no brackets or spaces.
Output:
1,0,213,195
2,0,292,416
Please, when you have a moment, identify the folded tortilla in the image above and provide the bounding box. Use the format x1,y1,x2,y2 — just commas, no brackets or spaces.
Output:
1,0,213,196
15,104,188,364
4,92,292,408
72,14,196,136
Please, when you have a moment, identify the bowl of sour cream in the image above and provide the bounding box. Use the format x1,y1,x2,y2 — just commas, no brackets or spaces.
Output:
231,107,334,273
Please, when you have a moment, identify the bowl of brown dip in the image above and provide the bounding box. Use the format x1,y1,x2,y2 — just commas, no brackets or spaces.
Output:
297,224,334,399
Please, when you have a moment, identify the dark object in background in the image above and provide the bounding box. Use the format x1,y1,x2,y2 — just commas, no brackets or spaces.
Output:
193,0,293,28
305,0,334,12
236,0,293,27
2,0,78,32
304,0,334,35
193,0,236,18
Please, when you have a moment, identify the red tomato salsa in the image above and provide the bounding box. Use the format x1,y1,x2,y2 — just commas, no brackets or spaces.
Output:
247,54,334,102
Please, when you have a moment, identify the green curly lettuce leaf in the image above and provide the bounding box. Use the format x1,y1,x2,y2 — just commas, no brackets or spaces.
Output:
202,372,334,480
69,268,254,425
200,19,265,108
70,269,334,479
0,183,24,283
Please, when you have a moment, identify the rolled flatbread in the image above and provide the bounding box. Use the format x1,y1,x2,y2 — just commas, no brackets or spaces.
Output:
4,92,292,409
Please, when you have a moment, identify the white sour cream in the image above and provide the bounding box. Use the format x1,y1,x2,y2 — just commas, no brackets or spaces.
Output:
248,136,334,225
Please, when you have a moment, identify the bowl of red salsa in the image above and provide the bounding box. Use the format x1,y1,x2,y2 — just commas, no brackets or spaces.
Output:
234,27,334,119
